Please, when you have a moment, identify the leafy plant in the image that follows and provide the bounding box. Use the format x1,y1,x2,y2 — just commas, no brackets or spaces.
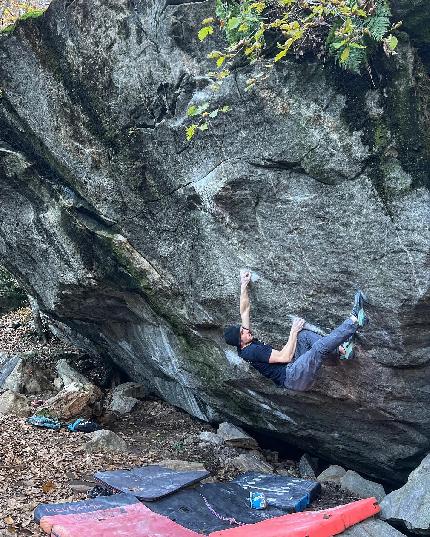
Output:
186,0,400,139
0,2,47,33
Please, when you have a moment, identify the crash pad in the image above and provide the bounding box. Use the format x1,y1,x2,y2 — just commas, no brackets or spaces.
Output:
94,465,210,500
209,497,380,537
233,473,321,511
36,497,203,537
34,494,140,533
144,482,286,534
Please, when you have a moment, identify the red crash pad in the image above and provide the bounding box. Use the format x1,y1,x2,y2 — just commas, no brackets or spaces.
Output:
44,502,203,537
209,498,380,537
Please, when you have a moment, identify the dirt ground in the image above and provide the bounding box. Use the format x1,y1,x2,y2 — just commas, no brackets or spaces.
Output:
0,307,359,536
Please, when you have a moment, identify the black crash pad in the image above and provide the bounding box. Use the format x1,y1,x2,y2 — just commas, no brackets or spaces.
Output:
233,472,321,511
94,465,210,501
143,482,286,534
34,493,140,524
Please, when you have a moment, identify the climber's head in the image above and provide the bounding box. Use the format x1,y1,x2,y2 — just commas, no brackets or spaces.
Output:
224,325,253,348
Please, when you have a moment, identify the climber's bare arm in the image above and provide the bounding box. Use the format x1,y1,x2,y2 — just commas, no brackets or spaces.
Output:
269,318,305,363
240,271,251,329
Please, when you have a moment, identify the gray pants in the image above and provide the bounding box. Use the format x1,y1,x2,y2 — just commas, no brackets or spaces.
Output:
283,319,357,391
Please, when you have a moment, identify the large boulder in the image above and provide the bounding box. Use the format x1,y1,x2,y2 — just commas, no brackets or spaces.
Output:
340,470,386,503
0,0,429,483
43,380,101,420
380,454,430,535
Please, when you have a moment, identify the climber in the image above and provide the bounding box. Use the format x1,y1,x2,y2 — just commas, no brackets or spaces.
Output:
224,271,368,391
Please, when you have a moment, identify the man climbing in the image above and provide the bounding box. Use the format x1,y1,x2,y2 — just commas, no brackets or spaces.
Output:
224,272,368,391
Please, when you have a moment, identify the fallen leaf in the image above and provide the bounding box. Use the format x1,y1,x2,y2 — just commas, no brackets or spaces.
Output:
41,481,56,494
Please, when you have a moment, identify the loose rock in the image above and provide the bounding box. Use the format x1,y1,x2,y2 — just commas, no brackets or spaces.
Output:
112,382,149,400
227,453,273,473
342,518,406,536
199,431,224,445
84,429,128,453
56,359,93,388
107,393,139,414
299,453,318,480
318,465,347,484
0,391,30,417
43,381,102,420
217,422,258,449
380,453,430,535
340,470,386,502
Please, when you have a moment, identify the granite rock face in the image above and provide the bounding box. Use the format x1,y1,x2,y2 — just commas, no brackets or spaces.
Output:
0,0,429,483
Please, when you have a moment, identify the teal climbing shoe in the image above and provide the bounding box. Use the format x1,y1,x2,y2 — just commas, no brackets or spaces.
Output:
351,290,369,327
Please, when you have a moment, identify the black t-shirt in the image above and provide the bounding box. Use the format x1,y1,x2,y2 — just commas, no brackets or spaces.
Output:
238,339,286,386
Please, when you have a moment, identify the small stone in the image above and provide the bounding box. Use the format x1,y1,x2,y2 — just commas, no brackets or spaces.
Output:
53,377,63,391
317,465,347,484
227,453,273,474
84,429,128,453
0,390,30,417
340,470,386,502
217,422,258,449
198,431,224,445
112,382,149,399
56,359,92,388
107,393,139,414
299,453,318,480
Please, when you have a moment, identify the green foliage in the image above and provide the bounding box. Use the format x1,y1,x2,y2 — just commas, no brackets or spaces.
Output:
185,0,400,138
185,102,230,140
0,2,46,33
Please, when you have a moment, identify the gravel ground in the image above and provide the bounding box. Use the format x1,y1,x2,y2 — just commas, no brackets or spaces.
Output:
0,308,359,536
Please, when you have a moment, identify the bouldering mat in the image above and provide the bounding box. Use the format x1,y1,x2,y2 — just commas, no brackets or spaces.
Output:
143,482,286,534
36,497,204,537
208,497,380,537
233,473,321,511
34,494,140,533
94,464,210,500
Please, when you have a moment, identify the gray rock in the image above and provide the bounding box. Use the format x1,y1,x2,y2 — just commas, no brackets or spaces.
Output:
53,377,63,391
44,381,102,420
380,454,430,535
317,465,347,484
0,356,21,391
2,356,52,394
112,382,149,400
198,431,224,445
342,518,406,536
56,359,93,388
340,470,386,503
299,454,318,480
107,393,139,414
84,430,128,453
0,390,30,416
0,0,429,484
217,422,258,449
227,453,274,474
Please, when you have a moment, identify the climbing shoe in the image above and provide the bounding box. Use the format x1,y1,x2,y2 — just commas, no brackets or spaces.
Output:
339,339,355,360
351,289,368,327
